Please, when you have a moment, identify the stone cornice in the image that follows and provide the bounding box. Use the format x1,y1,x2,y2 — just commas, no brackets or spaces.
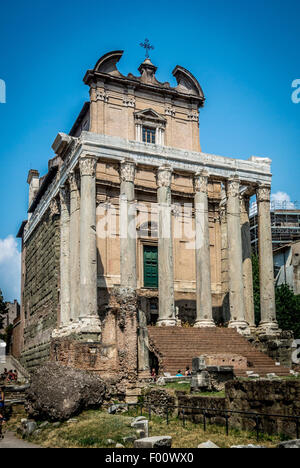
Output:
23,132,272,243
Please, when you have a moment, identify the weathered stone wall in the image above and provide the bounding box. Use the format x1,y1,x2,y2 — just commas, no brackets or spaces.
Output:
50,288,139,393
252,330,294,367
226,380,300,438
142,387,176,417
21,209,60,371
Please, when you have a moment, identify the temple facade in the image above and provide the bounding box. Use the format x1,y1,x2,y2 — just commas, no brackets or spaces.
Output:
17,51,282,379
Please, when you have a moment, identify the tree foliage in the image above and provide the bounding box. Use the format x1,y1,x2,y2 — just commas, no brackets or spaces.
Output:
275,284,300,339
252,255,300,338
0,289,8,331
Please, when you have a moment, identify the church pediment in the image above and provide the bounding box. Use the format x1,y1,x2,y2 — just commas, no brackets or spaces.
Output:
134,108,166,124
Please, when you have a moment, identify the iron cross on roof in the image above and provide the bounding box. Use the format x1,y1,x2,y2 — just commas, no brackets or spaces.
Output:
140,38,154,59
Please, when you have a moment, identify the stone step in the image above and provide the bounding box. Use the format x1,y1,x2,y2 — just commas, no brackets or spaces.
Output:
148,326,291,377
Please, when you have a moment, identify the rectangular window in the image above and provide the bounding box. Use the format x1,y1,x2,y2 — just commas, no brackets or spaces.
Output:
143,245,158,288
142,127,156,144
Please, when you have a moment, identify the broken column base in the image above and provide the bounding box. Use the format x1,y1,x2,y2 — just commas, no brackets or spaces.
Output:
52,316,102,342
257,321,281,337
228,320,251,336
252,328,294,368
191,365,235,393
156,319,177,327
194,319,216,328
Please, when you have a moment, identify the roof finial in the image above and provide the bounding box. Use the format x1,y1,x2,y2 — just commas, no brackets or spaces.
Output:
140,38,154,59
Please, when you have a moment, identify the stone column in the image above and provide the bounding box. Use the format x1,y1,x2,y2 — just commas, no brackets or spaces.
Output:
257,184,279,334
240,194,255,330
157,165,176,326
194,170,215,327
59,186,71,327
120,159,137,289
69,170,80,322
226,176,250,335
78,155,101,335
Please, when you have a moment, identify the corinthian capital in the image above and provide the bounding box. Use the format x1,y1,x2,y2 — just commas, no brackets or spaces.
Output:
227,175,240,198
69,170,80,191
120,159,136,183
256,183,271,203
194,170,209,193
79,155,97,177
59,186,70,209
157,165,173,188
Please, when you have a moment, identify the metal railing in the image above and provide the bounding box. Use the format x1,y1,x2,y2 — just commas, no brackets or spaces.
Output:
106,400,300,442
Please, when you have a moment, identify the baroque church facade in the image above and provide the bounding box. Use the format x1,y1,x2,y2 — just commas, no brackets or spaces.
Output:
17,50,284,382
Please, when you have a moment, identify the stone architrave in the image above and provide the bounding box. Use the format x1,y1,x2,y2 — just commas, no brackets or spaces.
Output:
194,170,215,328
119,159,137,289
156,165,176,326
256,184,279,335
226,176,250,335
59,186,70,327
78,155,101,335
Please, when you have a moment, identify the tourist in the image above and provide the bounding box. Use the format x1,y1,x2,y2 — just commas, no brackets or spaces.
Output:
151,368,157,382
13,370,18,382
185,366,191,376
176,370,183,377
0,386,5,436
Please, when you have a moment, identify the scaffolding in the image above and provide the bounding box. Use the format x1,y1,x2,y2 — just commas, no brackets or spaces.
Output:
250,201,300,255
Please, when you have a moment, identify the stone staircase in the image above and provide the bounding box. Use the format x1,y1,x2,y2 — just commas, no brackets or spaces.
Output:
147,327,291,377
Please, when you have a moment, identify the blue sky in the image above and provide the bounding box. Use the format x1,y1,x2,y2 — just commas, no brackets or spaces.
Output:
0,0,299,301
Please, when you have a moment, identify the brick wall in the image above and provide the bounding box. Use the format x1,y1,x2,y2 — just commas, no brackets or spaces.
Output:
21,209,60,370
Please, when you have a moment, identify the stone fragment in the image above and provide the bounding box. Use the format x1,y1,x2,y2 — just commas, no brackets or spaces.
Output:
106,439,116,445
25,362,106,421
116,443,125,448
134,436,172,448
108,405,118,414
39,421,50,429
122,435,137,444
131,418,149,437
277,439,300,449
136,429,146,439
197,440,219,449
231,444,266,449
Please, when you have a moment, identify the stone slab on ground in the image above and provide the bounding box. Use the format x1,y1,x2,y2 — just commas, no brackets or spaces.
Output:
198,440,220,448
277,439,300,448
231,444,266,448
134,436,172,448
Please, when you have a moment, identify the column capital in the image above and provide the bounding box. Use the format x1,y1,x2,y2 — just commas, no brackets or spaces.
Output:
157,165,173,188
49,197,60,217
194,170,209,193
59,185,70,208
79,155,97,177
256,183,271,203
227,175,240,198
69,170,80,191
120,159,136,183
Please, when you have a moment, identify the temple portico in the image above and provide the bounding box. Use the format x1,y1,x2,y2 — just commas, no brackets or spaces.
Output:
18,50,286,378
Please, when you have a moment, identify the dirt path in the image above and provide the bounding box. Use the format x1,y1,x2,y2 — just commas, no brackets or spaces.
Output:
0,431,41,448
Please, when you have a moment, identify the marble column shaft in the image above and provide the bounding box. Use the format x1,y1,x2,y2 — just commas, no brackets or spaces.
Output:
240,195,255,328
79,155,98,320
257,184,278,332
120,159,137,289
194,171,215,327
69,171,80,321
157,165,176,326
59,186,70,326
227,176,250,334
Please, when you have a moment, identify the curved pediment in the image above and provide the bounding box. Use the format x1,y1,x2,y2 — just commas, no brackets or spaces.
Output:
93,50,124,75
172,65,204,98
